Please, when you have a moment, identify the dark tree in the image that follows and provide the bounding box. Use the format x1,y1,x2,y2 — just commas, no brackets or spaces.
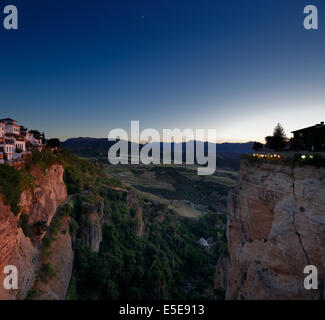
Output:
47,138,61,149
265,123,288,151
253,141,263,152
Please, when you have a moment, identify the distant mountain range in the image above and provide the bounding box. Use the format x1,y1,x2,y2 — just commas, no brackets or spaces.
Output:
61,137,140,157
62,138,254,171
62,137,254,156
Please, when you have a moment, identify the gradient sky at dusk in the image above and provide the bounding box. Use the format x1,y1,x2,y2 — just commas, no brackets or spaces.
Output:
1,0,324,142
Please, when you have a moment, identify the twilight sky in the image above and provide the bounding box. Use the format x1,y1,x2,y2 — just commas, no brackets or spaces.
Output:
1,0,324,142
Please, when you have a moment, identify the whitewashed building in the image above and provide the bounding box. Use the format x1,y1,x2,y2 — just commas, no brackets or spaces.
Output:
0,118,44,164
2,118,21,135
0,121,5,138
3,137,15,161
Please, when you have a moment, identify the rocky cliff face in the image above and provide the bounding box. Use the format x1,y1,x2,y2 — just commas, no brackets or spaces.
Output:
78,199,104,253
226,159,325,300
20,165,67,226
0,164,68,300
0,197,35,300
127,190,144,237
31,216,73,300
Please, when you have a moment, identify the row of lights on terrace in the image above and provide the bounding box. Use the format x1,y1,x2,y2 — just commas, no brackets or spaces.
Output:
253,154,314,160
253,154,281,159
301,155,314,160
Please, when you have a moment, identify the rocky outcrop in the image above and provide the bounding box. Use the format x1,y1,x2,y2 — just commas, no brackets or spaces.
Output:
227,159,325,300
20,165,67,226
0,198,18,286
127,191,144,237
214,255,230,296
0,164,68,300
0,198,36,300
32,217,73,300
78,199,104,253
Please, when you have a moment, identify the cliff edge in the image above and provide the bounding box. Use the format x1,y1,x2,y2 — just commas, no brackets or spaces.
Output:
0,164,68,300
227,158,325,299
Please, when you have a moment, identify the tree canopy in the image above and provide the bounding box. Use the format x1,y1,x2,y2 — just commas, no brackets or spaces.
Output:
47,138,61,149
253,141,263,152
265,123,288,151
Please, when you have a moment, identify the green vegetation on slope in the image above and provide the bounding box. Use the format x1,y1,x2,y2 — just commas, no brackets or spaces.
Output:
58,149,122,194
60,149,227,300
0,165,24,215
70,209,226,300
0,149,62,215
0,153,58,216
0,148,227,300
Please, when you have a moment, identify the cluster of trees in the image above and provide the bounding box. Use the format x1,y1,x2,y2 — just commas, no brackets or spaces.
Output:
265,123,288,151
69,208,224,300
46,138,61,149
253,123,289,152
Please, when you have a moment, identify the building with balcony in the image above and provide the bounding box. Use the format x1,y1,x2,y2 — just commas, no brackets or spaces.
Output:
0,118,45,164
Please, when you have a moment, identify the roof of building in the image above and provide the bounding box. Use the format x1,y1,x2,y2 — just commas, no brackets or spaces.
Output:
1,118,16,122
292,122,325,133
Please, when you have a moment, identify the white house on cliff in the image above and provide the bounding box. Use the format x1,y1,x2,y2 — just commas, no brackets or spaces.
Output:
0,118,44,164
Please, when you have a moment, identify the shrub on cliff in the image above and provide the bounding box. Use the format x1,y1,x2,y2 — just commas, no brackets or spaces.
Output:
57,150,100,194
64,167,84,194
0,165,23,215
25,150,60,171
41,263,56,279
0,151,59,215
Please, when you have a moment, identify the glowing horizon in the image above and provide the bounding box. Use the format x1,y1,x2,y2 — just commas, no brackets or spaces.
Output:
1,0,324,143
